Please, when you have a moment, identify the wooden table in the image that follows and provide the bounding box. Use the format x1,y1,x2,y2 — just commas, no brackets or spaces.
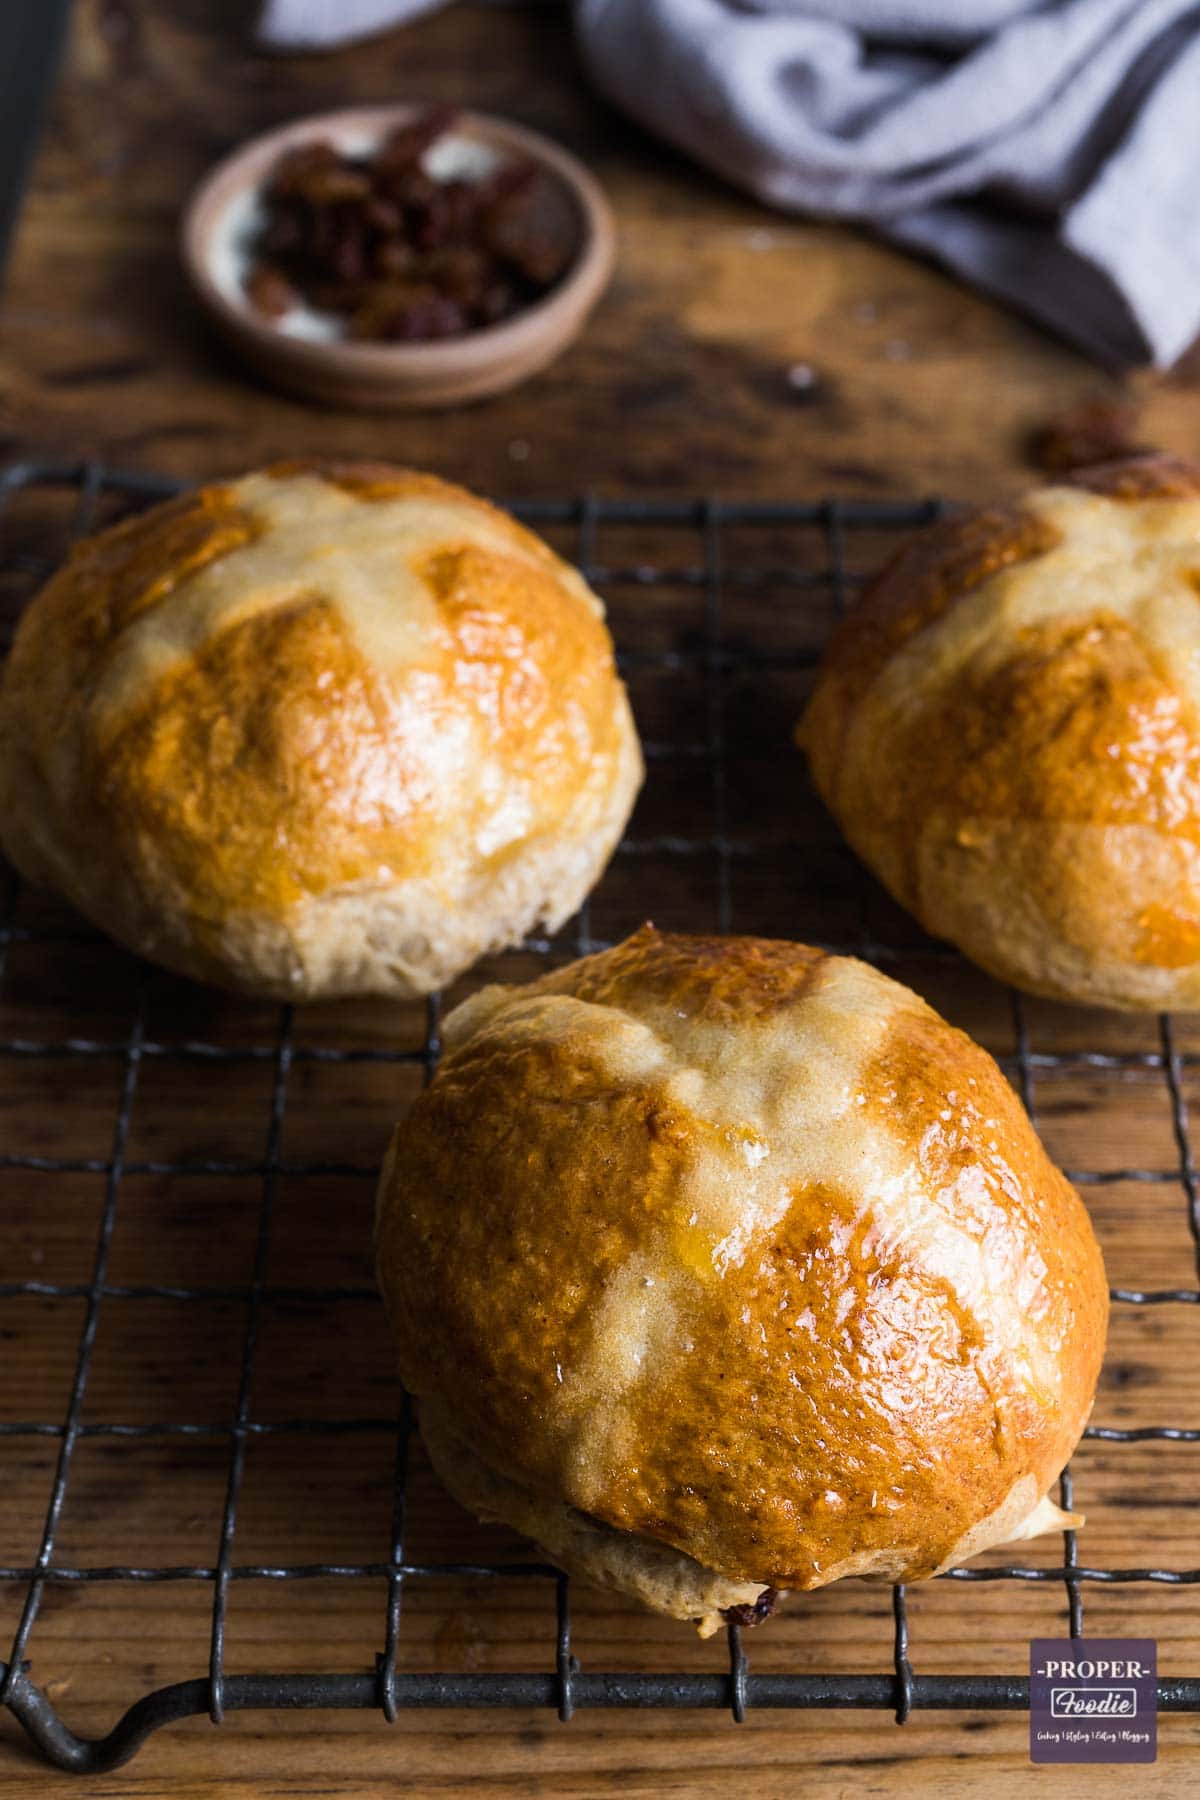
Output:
2,4,1200,1795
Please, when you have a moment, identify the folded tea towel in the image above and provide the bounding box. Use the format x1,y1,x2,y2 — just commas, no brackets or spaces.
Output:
258,0,525,44
259,0,1200,366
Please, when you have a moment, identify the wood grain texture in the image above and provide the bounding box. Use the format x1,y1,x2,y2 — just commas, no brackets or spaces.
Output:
3,2,1200,1794
2,0,1200,503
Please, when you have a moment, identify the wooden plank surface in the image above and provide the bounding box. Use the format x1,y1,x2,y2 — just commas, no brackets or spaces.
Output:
2,0,1199,503
3,4,1200,1795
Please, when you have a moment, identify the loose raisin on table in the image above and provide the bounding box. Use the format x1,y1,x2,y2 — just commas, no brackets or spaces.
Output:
1030,397,1148,473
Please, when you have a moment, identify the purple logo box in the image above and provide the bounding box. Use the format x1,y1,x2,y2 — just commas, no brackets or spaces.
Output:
1030,1638,1156,1763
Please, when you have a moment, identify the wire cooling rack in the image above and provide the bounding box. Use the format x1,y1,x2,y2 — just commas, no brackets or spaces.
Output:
1,459,1199,1775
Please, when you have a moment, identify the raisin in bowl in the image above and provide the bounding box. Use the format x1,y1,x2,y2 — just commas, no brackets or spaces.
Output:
181,106,615,410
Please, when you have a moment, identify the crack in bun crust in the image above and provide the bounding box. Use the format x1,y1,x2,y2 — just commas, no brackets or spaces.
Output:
376,926,1107,1615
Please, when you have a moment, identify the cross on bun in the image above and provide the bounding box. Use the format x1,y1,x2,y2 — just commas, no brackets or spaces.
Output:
801,455,1200,1010
375,927,1107,1634
0,462,641,998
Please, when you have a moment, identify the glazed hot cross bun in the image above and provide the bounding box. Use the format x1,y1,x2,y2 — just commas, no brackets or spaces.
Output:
801,455,1200,1010
0,461,641,998
376,927,1107,1633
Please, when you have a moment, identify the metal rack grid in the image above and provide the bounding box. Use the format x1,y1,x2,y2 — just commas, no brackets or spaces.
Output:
0,459,1198,1775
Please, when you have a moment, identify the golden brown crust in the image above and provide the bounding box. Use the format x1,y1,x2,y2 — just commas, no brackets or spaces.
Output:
101,594,412,924
524,925,829,1020
889,612,1200,837
376,927,1107,1595
418,1400,771,1635
800,456,1200,1009
1068,452,1200,502
0,461,642,998
814,505,1061,717
9,486,260,692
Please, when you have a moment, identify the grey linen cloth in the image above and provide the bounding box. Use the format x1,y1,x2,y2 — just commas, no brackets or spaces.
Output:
260,0,1200,366
260,0,442,45
258,0,521,45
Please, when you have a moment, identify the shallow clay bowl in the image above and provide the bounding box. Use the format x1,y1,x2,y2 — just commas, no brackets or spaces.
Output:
180,105,616,410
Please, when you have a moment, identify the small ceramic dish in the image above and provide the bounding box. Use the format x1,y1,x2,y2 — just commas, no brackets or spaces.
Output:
180,105,616,410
